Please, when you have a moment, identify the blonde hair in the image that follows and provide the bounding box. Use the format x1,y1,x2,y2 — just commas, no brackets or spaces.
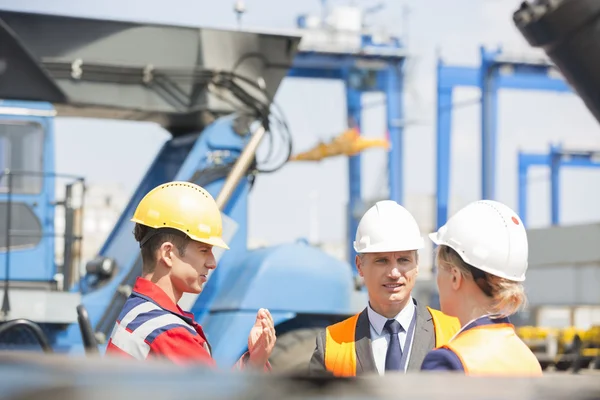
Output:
435,245,527,317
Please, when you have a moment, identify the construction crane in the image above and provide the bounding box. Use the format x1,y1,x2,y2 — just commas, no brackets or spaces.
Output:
0,4,407,370
510,0,600,373
289,128,389,161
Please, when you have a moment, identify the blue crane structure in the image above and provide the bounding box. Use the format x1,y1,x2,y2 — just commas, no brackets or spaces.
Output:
435,46,575,230
291,40,406,265
518,144,600,226
0,6,407,368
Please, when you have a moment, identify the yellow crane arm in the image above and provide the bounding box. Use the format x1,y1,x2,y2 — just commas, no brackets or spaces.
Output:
290,128,389,161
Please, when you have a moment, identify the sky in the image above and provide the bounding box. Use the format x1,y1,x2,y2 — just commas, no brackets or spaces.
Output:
1,0,599,260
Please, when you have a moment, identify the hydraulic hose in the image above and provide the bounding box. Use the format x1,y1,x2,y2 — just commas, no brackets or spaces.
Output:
513,0,600,124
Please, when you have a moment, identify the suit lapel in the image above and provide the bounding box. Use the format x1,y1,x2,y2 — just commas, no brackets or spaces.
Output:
354,308,377,374
406,300,435,371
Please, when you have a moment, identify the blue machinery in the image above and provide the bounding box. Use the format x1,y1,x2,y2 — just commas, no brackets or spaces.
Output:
201,38,407,365
2,4,595,368
0,8,406,367
518,145,600,226
435,46,599,229
291,42,406,265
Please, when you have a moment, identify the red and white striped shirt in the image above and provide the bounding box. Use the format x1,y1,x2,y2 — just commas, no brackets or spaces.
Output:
105,277,251,368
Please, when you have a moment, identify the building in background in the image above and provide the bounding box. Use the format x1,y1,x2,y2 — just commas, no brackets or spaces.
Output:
55,182,128,278
525,223,600,330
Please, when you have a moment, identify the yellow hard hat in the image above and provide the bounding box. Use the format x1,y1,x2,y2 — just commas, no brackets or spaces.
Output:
131,181,229,249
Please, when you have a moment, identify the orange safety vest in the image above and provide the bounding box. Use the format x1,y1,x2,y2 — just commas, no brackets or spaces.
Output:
441,323,543,376
324,307,461,377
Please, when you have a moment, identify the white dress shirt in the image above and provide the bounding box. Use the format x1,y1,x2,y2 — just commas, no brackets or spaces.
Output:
367,297,416,375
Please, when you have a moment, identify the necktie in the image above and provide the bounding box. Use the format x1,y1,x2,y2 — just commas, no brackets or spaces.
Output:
384,319,403,371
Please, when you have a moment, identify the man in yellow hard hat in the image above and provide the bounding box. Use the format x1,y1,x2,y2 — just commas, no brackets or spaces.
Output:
105,181,275,369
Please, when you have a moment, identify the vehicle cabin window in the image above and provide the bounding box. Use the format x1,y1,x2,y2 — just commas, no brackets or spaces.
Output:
0,120,45,250
0,202,42,250
0,120,45,195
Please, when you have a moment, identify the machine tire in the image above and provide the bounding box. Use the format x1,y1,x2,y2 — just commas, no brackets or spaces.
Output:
269,327,323,373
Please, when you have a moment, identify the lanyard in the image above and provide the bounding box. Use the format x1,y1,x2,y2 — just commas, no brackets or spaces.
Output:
397,307,418,371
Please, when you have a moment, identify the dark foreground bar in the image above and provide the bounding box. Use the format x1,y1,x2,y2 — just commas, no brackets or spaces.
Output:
0,352,598,400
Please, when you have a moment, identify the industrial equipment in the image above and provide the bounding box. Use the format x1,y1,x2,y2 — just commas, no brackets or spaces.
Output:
515,221,600,371
289,127,389,161
0,5,405,370
510,0,600,372
513,0,600,125
435,46,571,230
518,144,600,226
517,324,600,371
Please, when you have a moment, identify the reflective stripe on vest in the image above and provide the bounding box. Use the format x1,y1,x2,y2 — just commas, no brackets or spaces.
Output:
323,308,460,377
442,323,543,376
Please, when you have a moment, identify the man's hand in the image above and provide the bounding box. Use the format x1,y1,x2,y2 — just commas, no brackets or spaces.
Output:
247,308,276,368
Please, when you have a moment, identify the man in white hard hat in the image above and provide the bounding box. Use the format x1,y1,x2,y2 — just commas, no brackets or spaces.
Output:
308,200,460,376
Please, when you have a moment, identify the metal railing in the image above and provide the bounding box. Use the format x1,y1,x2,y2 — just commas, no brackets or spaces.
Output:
0,169,86,318
0,318,53,353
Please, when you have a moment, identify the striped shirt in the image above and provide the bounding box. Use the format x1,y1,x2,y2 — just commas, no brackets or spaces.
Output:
105,277,243,367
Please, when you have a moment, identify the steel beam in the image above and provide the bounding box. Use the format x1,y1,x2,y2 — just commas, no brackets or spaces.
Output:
345,83,363,270
286,68,343,80
289,46,406,267
382,62,405,207
480,49,500,202
518,145,600,226
436,46,573,229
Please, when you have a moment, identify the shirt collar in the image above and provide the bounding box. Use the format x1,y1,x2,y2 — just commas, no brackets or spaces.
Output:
450,314,512,341
367,297,415,336
463,314,511,331
132,277,196,323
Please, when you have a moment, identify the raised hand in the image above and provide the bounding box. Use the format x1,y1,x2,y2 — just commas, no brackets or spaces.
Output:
247,308,276,368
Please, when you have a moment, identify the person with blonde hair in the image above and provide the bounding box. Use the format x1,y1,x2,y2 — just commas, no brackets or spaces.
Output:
420,200,542,376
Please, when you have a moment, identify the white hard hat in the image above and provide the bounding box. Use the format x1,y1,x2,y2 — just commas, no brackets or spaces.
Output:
429,200,528,282
353,200,424,253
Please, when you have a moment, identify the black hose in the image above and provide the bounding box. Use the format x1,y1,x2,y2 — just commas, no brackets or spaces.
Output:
43,59,294,173
76,305,99,354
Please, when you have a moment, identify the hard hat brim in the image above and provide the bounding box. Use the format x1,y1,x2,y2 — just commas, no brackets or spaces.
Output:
428,232,442,245
353,238,424,254
428,231,526,282
131,218,230,250
193,235,230,250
